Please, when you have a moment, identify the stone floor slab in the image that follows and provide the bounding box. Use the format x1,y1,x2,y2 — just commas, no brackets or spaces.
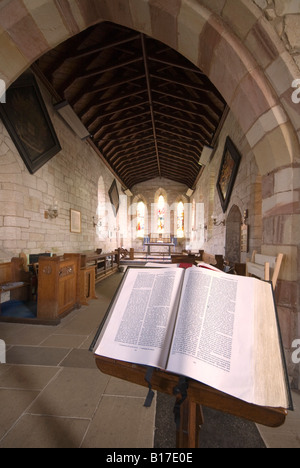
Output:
40,333,88,349
81,394,156,448
0,364,59,390
0,388,39,440
0,414,90,448
6,346,70,366
60,348,97,369
28,367,110,419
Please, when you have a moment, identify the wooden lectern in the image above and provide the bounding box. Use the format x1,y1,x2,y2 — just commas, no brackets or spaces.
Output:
95,356,287,448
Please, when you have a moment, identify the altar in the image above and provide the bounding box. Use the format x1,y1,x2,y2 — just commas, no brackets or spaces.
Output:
144,242,175,256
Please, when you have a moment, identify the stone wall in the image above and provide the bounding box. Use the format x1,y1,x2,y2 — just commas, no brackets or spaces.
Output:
128,111,263,266
252,0,300,69
0,75,121,261
190,110,262,262
0,0,298,385
0,81,263,266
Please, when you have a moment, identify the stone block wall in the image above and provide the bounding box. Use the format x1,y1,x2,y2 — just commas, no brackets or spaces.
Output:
190,110,262,262
253,0,300,69
0,0,298,386
0,76,121,261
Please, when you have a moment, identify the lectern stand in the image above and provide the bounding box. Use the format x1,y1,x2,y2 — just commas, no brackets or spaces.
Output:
95,356,287,448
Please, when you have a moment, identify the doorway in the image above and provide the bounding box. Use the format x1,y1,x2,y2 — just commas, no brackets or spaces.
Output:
225,205,242,264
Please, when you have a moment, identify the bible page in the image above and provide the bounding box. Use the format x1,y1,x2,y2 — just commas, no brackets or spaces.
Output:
253,280,290,408
167,268,260,404
93,267,184,369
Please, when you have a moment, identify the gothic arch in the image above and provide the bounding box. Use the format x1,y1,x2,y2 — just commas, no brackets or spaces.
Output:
154,188,168,205
132,193,148,206
174,194,188,205
153,188,168,234
133,194,148,232
0,0,299,267
0,0,299,385
0,0,298,178
225,205,242,264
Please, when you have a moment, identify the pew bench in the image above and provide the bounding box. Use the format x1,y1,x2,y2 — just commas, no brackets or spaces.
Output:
171,253,196,264
197,250,225,270
246,251,283,290
0,258,31,309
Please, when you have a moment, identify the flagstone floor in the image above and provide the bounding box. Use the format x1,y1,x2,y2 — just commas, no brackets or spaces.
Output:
0,272,299,448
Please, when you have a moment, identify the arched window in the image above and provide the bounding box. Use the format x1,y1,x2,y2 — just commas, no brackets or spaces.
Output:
177,201,184,238
136,201,145,237
157,195,165,233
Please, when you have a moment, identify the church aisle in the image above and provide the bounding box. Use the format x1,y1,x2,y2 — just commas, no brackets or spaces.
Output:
0,272,299,448
0,273,156,448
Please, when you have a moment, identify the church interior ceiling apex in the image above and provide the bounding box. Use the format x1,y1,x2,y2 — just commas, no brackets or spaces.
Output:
34,21,226,190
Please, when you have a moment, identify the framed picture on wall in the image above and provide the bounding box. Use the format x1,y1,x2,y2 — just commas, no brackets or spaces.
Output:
216,137,241,213
108,179,119,216
0,72,61,174
70,209,81,233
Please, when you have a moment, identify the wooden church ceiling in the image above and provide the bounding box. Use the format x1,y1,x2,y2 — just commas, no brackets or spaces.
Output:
34,21,226,190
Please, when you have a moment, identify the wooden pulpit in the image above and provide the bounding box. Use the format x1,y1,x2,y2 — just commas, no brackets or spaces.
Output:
94,356,287,449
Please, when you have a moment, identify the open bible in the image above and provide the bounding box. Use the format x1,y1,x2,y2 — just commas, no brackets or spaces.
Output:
92,266,292,409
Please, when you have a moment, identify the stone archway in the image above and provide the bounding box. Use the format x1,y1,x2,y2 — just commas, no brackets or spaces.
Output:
0,0,299,383
1,1,298,249
0,0,298,179
132,193,148,239
225,205,242,264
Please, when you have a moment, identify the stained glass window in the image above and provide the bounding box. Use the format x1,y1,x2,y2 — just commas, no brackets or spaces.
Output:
137,201,145,237
157,195,165,233
177,201,184,238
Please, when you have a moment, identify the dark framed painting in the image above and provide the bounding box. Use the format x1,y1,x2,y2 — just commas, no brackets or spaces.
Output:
216,137,241,213
108,179,119,216
0,72,61,174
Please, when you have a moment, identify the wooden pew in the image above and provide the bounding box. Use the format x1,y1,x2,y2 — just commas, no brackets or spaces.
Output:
246,251,283,290
0,258,31,309
171,253,196,264
65,252,97,306
80,251,120,284
37,254,81,323
198,250,225,270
